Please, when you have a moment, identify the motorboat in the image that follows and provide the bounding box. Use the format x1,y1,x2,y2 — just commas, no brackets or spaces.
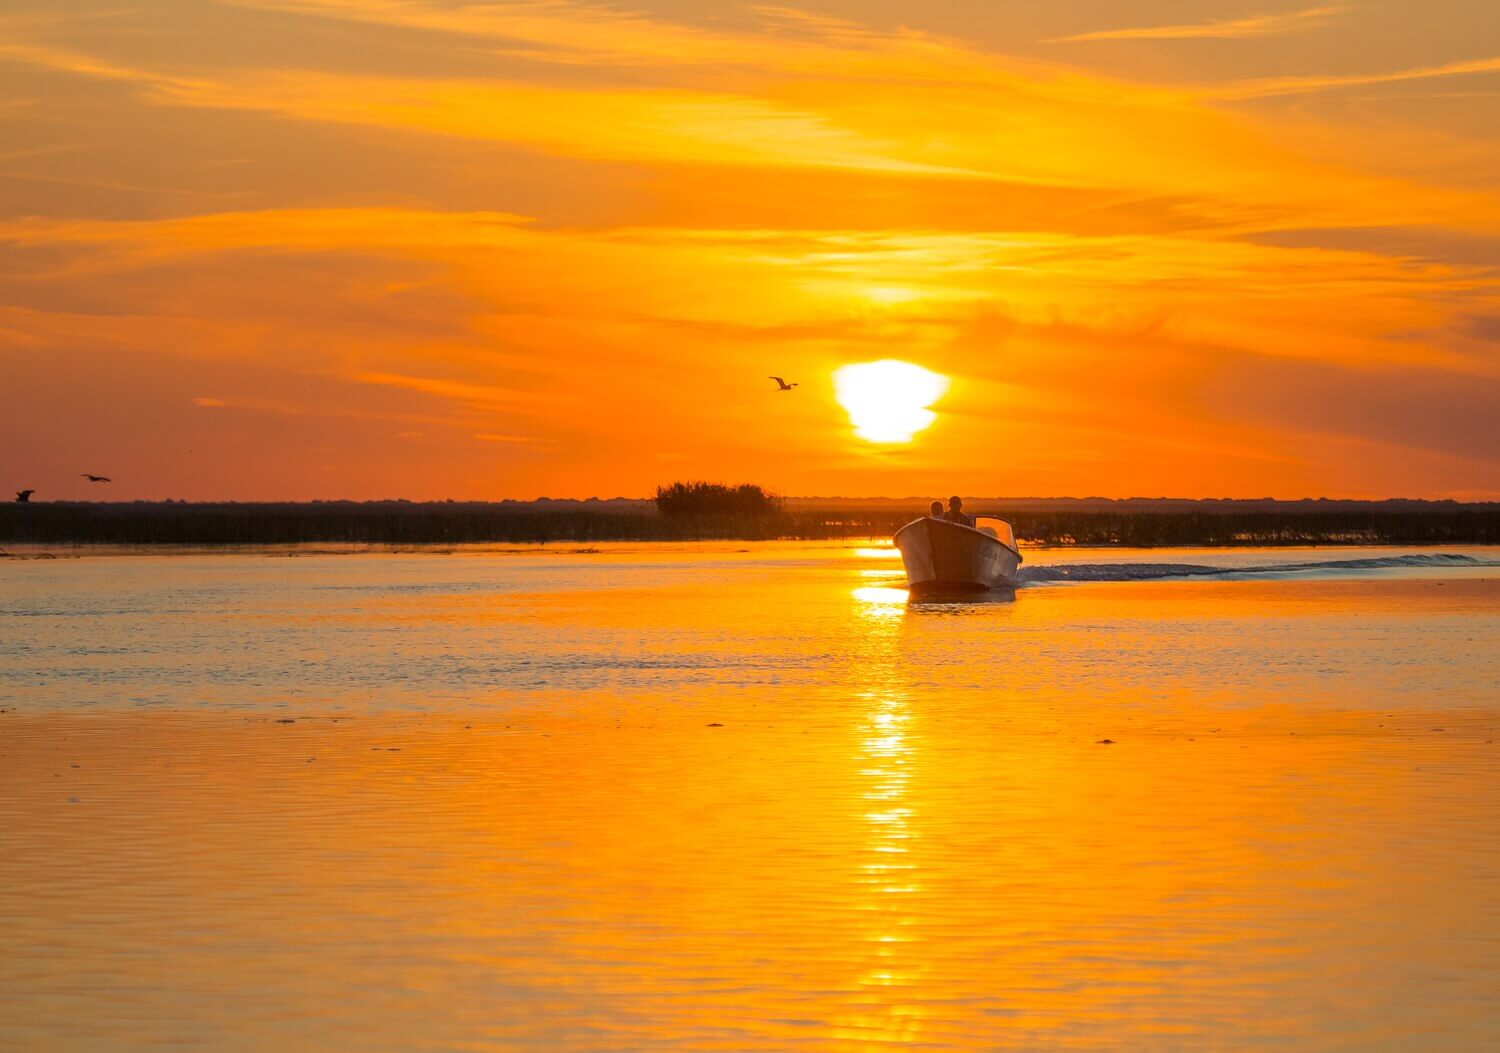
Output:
893,515,1022,594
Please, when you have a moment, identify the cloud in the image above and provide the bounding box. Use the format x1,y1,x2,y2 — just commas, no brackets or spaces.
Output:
1461,314,1500,343
473,433,538,444
1246,225,1500,267
148,71,979,180
1207,355,1500,463
189,395,303,414
217,0,960,76
1,4,1491,229
6,207,1494,380
0,39,206,90
1212,55,1500,98
357,372,530,410
1054,5,1346,43
0,208,533,258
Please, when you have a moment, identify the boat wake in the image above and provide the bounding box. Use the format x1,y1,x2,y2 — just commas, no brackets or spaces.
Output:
1017,552,1497,584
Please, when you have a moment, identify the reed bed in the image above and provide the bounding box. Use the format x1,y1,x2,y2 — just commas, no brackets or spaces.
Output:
2,501,1496,548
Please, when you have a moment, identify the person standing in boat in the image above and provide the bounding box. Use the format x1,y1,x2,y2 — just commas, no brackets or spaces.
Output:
945,495,974,527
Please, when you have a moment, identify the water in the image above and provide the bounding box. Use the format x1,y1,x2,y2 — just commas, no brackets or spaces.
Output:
2,543,1498,1049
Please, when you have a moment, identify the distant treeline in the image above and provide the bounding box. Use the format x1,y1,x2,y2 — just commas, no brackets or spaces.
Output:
2,499,1497,547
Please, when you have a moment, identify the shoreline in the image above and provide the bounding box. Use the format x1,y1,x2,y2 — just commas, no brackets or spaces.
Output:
6,538,1500,559
5,502,1497,549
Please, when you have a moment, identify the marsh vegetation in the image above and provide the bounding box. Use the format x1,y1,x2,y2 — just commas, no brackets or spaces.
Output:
2,491,1496,548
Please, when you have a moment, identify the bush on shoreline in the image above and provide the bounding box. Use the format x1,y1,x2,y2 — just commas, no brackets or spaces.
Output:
655,482,783,521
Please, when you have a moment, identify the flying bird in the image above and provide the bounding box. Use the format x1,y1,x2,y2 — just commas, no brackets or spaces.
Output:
15,490,34,503
81,473,112,483
768,376,798,391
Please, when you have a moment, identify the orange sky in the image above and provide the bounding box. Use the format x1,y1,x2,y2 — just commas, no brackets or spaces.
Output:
1,0,1497,500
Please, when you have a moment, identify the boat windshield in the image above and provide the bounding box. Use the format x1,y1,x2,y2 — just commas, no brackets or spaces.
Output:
973,516,1017,551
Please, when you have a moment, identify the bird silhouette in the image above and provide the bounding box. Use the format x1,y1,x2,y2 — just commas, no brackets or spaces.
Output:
15,490,34,503
769,376,798,391
81,473,111,483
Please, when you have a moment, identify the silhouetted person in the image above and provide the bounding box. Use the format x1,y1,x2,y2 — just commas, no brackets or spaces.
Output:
15,489,34,503
929,500,943,517
945,495,973,527
768,376,798,391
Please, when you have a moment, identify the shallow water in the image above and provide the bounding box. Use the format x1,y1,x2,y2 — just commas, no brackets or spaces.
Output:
2,543,1498,1049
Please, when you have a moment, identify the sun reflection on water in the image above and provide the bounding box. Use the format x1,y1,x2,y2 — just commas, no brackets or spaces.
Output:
845,685,925,1041
841,580,928,1043
852,585,910,611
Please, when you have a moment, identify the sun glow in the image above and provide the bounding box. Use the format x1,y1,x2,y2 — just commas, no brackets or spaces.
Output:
833,360,950,444
863,286,919,305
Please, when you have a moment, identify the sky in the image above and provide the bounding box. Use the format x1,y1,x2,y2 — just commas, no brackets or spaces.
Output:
1,0,1497,501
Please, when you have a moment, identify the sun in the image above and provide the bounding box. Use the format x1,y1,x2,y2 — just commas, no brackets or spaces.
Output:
833,360,950,443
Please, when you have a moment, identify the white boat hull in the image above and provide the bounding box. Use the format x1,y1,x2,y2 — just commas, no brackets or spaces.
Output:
893,517,1022,594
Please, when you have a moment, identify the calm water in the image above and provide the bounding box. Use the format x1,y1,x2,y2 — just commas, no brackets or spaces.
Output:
2,543,1498,1050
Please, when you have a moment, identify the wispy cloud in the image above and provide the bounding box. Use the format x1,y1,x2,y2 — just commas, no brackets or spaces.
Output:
1212,54,1500,98
357,372,530,410
3,0,1492,230
4,29,1484,228
472,432,539,444
0,209,533,268
190,395,303,414
0,39,207,91
1055,5,1346,43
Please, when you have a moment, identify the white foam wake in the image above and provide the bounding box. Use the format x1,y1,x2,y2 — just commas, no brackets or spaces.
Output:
1017,552,1496,584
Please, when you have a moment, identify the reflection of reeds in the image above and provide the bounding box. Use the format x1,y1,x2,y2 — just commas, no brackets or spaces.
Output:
1,501,1496,546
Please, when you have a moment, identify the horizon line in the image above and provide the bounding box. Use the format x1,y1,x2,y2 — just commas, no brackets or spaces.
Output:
8,495,1497,506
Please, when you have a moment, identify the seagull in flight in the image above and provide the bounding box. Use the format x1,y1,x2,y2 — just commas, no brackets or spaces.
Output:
15,489,34,503
768,376,798,391
81,473,112,483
